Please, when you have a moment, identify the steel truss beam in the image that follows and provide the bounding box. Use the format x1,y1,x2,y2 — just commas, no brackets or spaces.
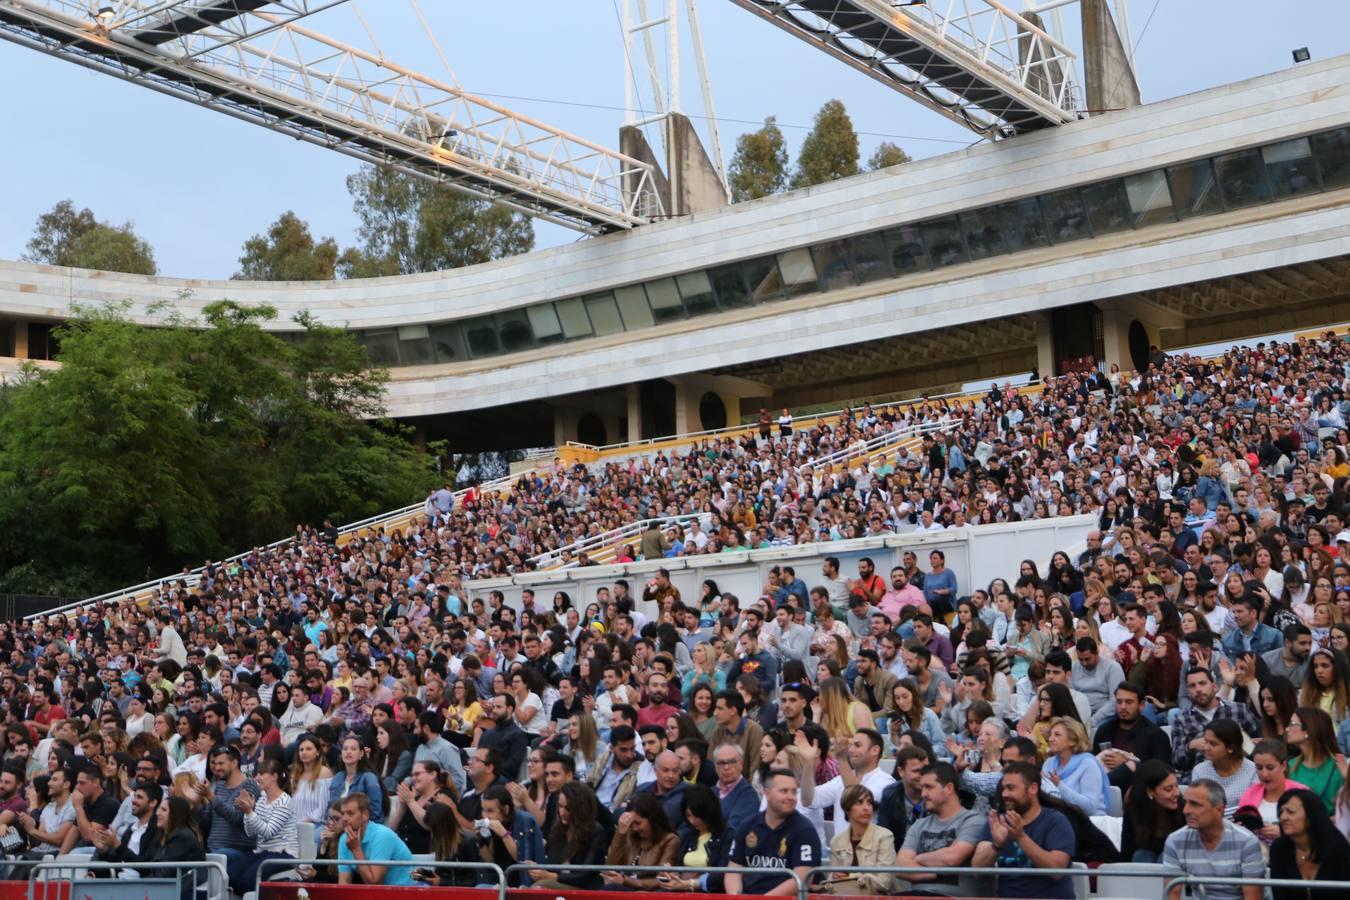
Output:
0,0,664,233
726,0,1078,137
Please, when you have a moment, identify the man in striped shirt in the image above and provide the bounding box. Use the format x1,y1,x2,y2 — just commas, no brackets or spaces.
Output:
1162,780,1263,900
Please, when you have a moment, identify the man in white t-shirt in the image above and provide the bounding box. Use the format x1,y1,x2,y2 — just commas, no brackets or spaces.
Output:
802,728,893,826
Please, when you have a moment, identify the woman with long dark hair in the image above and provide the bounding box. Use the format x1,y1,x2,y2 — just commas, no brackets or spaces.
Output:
369,720,412,795
1269,789,1350,900
326,736,384,822
1120,760,1184,863
600,791,678,890
1259,676,1300,740
1288,707,1346,813
146,796,206,900
527,782,606,890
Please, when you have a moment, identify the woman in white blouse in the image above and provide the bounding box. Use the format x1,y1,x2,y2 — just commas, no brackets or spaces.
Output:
288,735,333,825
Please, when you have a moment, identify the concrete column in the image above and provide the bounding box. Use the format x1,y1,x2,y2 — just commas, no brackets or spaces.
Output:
718,392,743,430
626,383,642,444
13,322,28,360
553,407,580,447
1099,306,1132,373
1034,312,1055,380
673,380,697,436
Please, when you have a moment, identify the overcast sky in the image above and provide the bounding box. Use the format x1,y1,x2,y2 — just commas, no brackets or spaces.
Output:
0,0,1346,279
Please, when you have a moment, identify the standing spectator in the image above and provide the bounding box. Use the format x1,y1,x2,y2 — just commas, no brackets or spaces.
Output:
1163,779,1264,900
923,551,959,619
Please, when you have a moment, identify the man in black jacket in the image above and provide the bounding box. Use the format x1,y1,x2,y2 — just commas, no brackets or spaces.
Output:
473,693,530,781
1090,683,1172,788
92,781,162,877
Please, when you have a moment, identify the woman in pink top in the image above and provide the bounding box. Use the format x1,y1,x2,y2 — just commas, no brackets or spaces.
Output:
1239,739,1309,843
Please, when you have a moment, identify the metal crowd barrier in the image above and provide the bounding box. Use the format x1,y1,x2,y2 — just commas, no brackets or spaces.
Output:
505,862,805,894
1164,874,1350,899
255,857,505,899
803,863,1133,899
25,858,227,900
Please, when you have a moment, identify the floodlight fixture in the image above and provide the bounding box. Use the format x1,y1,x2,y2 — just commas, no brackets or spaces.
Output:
1292,47,1311,64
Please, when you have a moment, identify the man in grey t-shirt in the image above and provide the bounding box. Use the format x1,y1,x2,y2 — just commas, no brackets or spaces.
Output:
896,763,984,891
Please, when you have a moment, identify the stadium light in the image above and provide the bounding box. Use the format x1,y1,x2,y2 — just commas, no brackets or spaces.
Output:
94,6,115,27
1292,47,1311,64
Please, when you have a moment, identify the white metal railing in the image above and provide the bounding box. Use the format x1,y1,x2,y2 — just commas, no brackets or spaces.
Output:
567,378,1035,455
536,418,954,571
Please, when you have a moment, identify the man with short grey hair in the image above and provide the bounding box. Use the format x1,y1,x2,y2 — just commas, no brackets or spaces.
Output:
711,743,758,834
1163,779,1263,900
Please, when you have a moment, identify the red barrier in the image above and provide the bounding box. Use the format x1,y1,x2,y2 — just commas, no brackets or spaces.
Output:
255,885,897,900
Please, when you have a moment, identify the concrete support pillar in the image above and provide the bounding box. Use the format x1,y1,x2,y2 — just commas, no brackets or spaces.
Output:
673,380,698,436
553,407,580,446
1096,298,1187,373
1034,313,1055,381
718,393,743,430
626,383,642,444
1099,306,1133,374
13,322,28,360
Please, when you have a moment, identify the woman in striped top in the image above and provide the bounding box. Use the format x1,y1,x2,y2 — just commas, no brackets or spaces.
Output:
225,758,300,895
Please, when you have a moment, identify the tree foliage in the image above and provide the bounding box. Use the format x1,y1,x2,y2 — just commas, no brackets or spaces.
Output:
235,211,341,281
0,301,442,596
23,199,157,275
868,141,912,171
791,99,861,189
338,165,534,277
728,116,789,203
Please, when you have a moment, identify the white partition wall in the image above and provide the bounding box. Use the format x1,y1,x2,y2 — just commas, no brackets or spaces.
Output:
466,515,1095,620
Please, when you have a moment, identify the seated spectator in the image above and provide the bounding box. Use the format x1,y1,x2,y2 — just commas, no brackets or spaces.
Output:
972,761,1076,899
1120,760,1183,864
896,761,983,893
662,783,733,893
1241,739,1308,843
336,793,414,886
1041,717,1108,816
726,767,819,897
144,796,207,900
1163,779,1264,900
527,782,606,890
326,736,384,824
224,758,298,894
1268,788,1350,900
824,783,894,895
600,791,678,890
1189,720,1257,816
1287,706,1346,814
1092,683,1171,789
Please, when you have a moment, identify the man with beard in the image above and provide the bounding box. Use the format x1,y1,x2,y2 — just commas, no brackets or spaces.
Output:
1260,623,1311,683
635,673,679,730
852,650,898,717
92,781,161,878
972,762,1076,898
1090,684,1171,788
472,693,529,781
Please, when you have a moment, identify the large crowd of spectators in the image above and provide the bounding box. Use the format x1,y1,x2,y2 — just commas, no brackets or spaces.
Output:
2,333,1350,898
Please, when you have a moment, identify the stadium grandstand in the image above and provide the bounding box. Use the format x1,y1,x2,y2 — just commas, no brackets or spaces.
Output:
3,2,1350,899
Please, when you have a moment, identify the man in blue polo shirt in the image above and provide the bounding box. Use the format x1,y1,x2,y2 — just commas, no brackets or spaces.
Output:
726,768,819,896
337,793,414,886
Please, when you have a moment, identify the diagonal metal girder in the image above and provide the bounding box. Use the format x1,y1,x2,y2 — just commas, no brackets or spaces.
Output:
0,0,664,233
727,0,1079,137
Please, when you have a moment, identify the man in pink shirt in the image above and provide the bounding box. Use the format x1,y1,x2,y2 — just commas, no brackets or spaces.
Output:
879,566,925,621
635,672,680,730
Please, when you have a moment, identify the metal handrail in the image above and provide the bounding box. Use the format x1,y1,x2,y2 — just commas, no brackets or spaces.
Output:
26,858,228,900
801,863,1154,899
255,856,505,899
31,469,521,621
528,512,709,569
1164,874,1350,899
566,377,1041,454
504,862,805,893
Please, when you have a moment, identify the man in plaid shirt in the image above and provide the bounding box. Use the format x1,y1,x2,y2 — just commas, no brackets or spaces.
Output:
1171,668,1260,779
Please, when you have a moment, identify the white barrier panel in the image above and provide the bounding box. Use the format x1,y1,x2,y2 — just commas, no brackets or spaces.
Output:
466,515,1096,618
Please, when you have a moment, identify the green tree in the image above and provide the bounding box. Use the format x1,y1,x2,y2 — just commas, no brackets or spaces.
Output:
868,141,912,170
339,165,534,277
728,116,789,203
0,300,440,596
791,99,861,189
235,211,341,281
23,199,157,275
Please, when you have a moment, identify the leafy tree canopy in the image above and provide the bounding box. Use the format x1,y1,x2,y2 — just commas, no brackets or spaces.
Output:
728,116,789,203
868,141,912,170
0,301,442,596
23,199,156,275
791,99,861,189
235,211,341,281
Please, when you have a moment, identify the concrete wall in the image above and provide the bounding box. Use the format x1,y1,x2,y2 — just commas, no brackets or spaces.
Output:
463,515,1096,622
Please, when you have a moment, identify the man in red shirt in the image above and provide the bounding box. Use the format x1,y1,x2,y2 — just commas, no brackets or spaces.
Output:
635,673,680,730
28,687,66,738
850,557,886,606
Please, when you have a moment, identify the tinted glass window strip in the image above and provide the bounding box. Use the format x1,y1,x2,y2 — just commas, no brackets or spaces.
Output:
380,123,1350,364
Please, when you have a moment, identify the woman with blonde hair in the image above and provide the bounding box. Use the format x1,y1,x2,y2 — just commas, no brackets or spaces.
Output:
563,713,606,782
1040,716,1108,816
681,642,724,699
816,677,873,746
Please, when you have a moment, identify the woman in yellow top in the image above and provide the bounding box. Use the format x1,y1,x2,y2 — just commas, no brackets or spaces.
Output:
659,785,732,892
1322,447,1350,481
445,678,483,733
816,676,873,747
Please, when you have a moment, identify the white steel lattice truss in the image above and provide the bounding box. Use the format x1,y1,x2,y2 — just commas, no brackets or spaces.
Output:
726,0,1079,137
0,0,665,233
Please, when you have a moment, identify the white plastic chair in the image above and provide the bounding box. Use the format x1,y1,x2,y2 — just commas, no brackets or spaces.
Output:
1096,861,1176,899
204,851,229,899
297,820,317,860
1107,784,1124,817
1070,861,1090,900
